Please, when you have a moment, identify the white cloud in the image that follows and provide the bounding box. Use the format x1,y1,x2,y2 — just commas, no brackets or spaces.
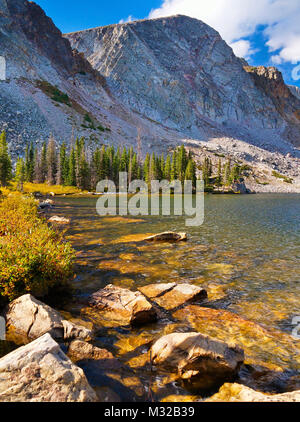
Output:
119,15,135,24
149,0,300,62
230,40,256,60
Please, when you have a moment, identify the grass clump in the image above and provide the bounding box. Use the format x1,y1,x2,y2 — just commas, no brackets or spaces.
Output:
0,195,75,302
8,182,84,196
36,80,71,107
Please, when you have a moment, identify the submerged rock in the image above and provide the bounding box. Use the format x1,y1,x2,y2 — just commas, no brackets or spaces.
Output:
173,305,300,370
5,294,93,343
0,334,98,402
88,284,157,326
151,332,244,391
68,340,120,369
48,215,71,225
68,341,145,401
139,283,207,310
145,232,187,242
207,383,300,402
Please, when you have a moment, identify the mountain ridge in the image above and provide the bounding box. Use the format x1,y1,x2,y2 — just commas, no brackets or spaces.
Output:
0,1,299,191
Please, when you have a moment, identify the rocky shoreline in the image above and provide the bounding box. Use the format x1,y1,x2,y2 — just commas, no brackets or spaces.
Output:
0,198,299,402
1,276,299,402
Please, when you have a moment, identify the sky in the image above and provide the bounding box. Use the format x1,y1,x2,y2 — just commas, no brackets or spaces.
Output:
35,0,300,87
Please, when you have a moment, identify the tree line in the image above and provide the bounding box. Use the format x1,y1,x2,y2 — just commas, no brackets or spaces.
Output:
0,130,244,191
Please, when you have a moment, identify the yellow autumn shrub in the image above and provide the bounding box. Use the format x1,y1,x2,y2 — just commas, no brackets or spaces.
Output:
0,195,75,303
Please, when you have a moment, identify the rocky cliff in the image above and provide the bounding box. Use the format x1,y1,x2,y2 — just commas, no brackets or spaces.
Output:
289,85,300,101
66,16,300,150
0,0,177,158
0,1,299,191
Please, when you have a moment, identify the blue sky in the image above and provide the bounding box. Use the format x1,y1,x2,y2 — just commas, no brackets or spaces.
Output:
34,0,162,32
34,0,300,87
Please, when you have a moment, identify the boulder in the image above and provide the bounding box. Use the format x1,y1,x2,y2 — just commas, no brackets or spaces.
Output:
5,294,93,343
0,333,98,402
144,232,187,242
48,215,71,225
139,283,207,310
88,285,157,326
173,305,300,370
68,340,121,370
39,199,55,210
231,181,250,194
151,332,244,390
68,341,145,401
207,383,300,402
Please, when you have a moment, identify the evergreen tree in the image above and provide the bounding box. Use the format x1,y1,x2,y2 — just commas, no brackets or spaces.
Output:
15,157,25,191
202,158,210,188
230,164,241,183
143,153,150,186
149,153,158,182
67,147,76,186
112,151,120,185
33,150,43,183
77,149,90,190
40,142,47,183
164,155,171,181
160,153,165,180
131,153,138,181
46,136,57,185
171,150,177,181
185,159,196,188
119,147,127,172
223,159,232,186
25,142,35,182
56,143,67,185
176,145,188,183
216,158,222,189
0,131,12,187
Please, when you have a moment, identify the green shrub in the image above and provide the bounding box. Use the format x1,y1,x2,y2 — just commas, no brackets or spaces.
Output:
0,195,75,302
272,171,293,184
36,80,71,107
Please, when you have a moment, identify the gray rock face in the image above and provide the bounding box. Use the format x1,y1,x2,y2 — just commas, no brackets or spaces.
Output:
66,16,300,148
151,332,244,390
289,85,300,101
5,294,93,342
0,333,98,402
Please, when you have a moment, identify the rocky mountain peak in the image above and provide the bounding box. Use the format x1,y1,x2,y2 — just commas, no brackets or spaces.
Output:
0,2,299,191
66,15,300,148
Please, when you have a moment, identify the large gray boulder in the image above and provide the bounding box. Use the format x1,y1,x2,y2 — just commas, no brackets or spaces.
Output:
5,294,93,342
207,383,300,402
88,285,157,326
0,333,98,402
151,332,244,390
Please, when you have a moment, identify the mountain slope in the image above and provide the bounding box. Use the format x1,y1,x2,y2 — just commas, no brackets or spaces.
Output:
0,0,182,158
66,15,300,151
0,1,299,191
